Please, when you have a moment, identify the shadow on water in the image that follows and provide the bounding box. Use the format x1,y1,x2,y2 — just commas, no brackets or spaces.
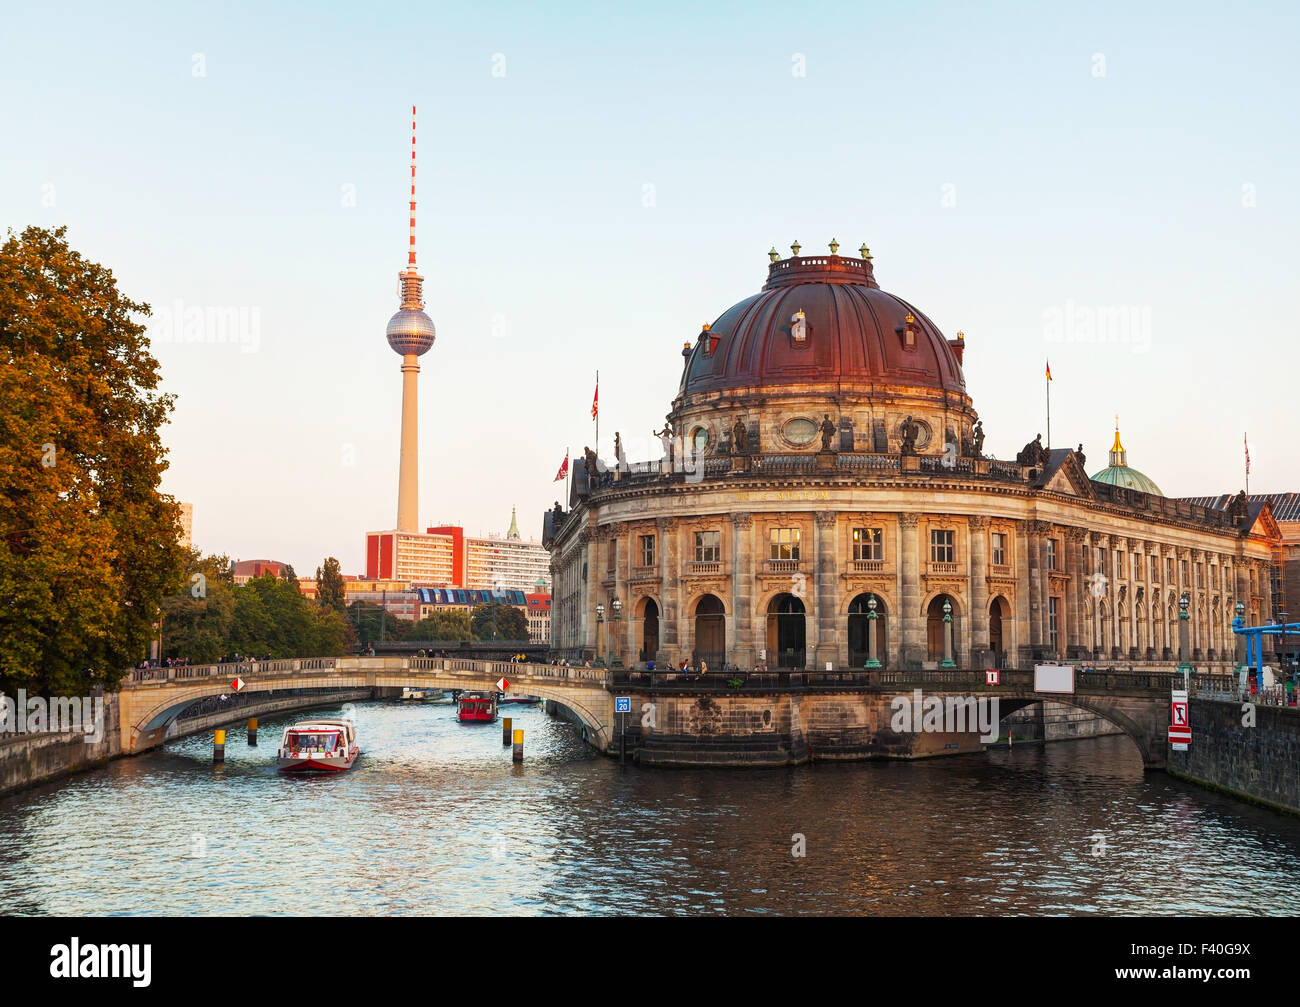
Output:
1,702,1298,916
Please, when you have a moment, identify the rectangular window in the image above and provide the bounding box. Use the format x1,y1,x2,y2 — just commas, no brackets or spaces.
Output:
607,538,617,571
930,529,955,564
852,527,883,562
1195,564,1204,588
1115,550,1124,579
991,532,1007,567
1181,559,1189,585
1047,538,1058,571
1167,558,1174,583
639,534,655,568
695,530,720,563
1132,552,1141,581
1150,555,1159,582
1048,597,1059,650
770,528,801,561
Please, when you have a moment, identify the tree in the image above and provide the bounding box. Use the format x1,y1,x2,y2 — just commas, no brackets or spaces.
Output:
315,556,346,612
0,226,186,693
408,609,473,641
471,602,528,641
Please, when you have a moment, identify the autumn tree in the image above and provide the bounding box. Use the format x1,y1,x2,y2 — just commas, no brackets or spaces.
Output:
0,226,186,694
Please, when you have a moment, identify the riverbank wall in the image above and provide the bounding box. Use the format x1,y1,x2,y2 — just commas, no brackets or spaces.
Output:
1167,697,1300,815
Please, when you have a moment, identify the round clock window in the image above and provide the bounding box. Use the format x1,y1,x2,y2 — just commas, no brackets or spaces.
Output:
783,418,818,446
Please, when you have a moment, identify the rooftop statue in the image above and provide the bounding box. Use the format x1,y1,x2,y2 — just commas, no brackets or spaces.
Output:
899,416,919,456
820,415,837,452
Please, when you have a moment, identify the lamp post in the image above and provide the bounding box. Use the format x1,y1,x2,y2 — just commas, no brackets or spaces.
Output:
611,597,622,664
1234,600,1247,677
1177,592,1192,683
865,595,881,669
941,598,956,668
595,602,605,665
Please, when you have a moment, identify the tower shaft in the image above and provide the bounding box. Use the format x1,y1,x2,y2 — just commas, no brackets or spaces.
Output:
397,355,421,531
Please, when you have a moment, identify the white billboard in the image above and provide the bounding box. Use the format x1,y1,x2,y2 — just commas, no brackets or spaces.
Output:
1034,664,1075,694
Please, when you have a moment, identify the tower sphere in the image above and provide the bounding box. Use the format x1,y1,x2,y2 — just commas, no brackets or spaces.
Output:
386,308,436,356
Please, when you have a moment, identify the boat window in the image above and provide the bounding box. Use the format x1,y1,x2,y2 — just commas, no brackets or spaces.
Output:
287,732,338,751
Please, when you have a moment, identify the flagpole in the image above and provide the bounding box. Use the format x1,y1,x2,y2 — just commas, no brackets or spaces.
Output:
1046,363,1051,449
595,370,599,458
1245,432,1250,497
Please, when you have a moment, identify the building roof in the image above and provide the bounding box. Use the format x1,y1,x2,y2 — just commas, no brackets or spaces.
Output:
679,246,966,399
1181,492,1300,523
416,587,527,606
524,593,552,612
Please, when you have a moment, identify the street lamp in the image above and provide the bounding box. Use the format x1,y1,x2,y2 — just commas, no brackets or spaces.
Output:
1234,600,1247,675
865,595,881,669
611,597,622,664
941,598,956,668
596,602,605,664
1177,592,1192,679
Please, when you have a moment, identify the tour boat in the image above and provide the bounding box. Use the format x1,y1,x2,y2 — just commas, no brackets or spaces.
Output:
276,719,360,773
400,687,429,700
499,695,541,705
457,691,499,723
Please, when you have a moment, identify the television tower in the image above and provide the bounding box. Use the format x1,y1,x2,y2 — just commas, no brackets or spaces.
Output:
385,105,436,532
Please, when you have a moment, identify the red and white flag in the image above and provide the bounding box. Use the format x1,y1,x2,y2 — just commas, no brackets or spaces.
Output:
1244,432,1250,475
591,377,599,419
554,451,569,482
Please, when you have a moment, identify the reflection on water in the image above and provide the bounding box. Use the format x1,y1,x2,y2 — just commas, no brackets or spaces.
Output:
0,699,1297,916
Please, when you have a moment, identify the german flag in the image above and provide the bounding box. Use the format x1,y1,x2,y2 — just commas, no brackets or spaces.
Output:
1045,359,1052,381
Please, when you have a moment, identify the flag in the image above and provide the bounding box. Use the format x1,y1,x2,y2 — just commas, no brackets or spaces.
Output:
1244,433,1250,475
554,451,569,482
1045,359,1052,381
591,378,599,419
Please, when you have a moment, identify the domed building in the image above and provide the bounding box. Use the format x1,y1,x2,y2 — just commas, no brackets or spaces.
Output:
545,242,1281,676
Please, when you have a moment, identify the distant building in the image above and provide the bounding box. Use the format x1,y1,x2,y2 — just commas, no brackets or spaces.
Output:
232,559,291,585
346,578,421,620
177,502,193,550
364,508,550,592
525,591,552,645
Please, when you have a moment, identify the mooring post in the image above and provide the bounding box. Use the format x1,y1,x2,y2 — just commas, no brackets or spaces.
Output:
247,718,258,746
502,716,512,746
512,728,523,763
214,729,226,763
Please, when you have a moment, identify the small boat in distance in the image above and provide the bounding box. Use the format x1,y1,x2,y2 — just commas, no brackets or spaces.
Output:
400,687,429,700
499,695,541,705
457,691,498,723
276,719,360,773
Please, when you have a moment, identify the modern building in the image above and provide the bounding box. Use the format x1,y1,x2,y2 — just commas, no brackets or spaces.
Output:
364,528,457,584
545,241,1282,671
232,559,292,585
461,509,552,593
177,502,193,550
346,579,421,620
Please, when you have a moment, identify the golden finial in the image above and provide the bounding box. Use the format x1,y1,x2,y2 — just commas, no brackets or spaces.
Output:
905,313,915,324
702,322,710,331
956,330,965,340
768,246,779,263
829,238,839,254
859,244,873,262
790,239,801,256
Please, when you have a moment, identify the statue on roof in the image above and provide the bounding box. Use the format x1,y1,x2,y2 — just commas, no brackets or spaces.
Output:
1075,443,1086,470
972,420,985,458
732,415,749,455
1229,489,1249,519
1016,433,1046,467
583,446,600,487
820,414,837,452
899,416,919,456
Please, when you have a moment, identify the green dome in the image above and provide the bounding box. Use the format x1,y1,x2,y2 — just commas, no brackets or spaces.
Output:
1090,464,1163,496
1089,422,1163,496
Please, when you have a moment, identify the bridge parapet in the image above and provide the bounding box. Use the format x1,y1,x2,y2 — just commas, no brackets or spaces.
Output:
869,668,1238,698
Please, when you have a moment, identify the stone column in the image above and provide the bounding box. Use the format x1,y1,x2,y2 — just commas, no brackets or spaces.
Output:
1035,523,1052,656
656,517,678,666
1064,528,1087,657
900,513,922,668
732,512,755,666
1025,521,1043,653
968,516,990,664
814,511,839,669
1014,520,1033,666
580,527,596,660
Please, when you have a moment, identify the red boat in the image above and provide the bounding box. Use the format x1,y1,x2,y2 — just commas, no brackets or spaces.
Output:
276,719,360,773
457,691,498,723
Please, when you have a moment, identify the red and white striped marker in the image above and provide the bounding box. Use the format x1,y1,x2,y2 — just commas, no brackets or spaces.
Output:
231,677,245,692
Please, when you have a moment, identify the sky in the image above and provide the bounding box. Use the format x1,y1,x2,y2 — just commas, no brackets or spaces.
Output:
3,0,1297,575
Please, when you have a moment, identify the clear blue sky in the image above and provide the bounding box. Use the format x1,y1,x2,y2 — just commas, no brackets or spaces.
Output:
3,0,1297,574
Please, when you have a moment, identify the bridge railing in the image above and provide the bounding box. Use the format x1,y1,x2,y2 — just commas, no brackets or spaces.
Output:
870,668,1241,695
129,658,339,684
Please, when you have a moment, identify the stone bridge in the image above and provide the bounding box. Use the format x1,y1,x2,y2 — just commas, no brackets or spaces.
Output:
120,657,612,754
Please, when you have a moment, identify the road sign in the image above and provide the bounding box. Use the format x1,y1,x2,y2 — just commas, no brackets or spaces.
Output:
496,677,509,692
615,696,631,713
985,670,1000,685
231,677,245,692
1169,689,1191,746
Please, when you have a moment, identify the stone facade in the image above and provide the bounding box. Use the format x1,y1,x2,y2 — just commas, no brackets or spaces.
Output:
1168,698,1300,814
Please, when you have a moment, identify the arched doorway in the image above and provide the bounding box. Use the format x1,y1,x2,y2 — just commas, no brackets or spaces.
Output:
766,594,806,669
693,594,726,669
848,594,888,668
989,596,1010,667
926,595,957,663
639,598,659,663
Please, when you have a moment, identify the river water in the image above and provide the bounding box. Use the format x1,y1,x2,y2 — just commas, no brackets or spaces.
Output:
1,699,1297,916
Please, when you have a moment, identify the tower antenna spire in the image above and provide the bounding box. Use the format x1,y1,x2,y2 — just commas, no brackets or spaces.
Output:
408,104,417,271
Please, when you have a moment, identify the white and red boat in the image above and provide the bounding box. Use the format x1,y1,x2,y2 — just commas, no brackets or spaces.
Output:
276,719,360,773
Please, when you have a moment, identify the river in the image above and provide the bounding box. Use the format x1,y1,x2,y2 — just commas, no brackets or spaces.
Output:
1,698,1297,916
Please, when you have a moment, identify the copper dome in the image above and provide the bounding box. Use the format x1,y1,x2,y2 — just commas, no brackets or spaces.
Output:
680,251,966,397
